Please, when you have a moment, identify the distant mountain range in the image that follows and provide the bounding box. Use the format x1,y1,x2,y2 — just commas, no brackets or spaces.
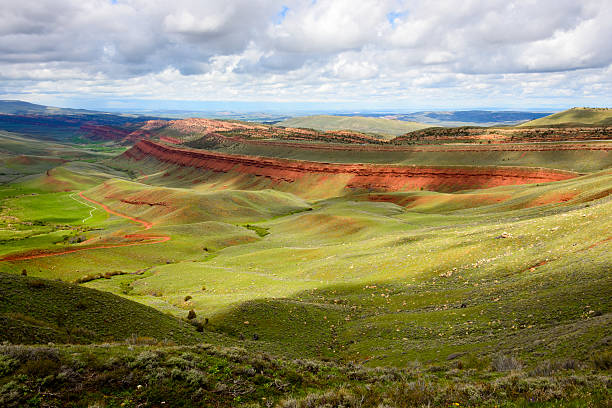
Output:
335,110,553,127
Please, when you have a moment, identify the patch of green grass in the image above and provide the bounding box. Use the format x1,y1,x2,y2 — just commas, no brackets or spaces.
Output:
278,115,430,137
243,224,270,237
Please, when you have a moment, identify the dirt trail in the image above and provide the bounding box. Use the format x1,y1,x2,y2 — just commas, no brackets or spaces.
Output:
0,193,170,262
77,192,153,229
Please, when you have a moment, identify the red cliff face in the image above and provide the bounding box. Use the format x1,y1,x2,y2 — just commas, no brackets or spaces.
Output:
122,140,578,193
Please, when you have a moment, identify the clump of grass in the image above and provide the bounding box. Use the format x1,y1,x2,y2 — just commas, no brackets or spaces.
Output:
278,387,360,408
491,354,523,372
529,359,581,376
124,335,159,345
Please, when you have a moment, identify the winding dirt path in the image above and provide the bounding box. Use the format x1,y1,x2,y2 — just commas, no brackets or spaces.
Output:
0,192,170,262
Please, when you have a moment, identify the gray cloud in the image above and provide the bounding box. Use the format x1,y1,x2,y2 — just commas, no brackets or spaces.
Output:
0,0,611,107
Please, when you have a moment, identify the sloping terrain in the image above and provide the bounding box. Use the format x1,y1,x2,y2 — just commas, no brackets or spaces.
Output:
278,115,430,137
0,272,204,344
2,342,609,408
84,178,311,226
519,107,612,127
117,140,578,199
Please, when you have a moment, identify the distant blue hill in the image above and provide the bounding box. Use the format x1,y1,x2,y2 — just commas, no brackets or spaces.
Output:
336,110,553,126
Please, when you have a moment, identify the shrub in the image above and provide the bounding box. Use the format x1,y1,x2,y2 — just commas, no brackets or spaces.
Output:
278,387,360,408
27,279,46,289
529,360,554,377
592,350,612,370
0,345,60,365
491,354,523,372
0,355,18,376
20,358,60,377
130,351,161,369
165,356,194,370
529,359,581,376
184,295,192,302
185,369,209,387
187,309,196,320
457,353,489,370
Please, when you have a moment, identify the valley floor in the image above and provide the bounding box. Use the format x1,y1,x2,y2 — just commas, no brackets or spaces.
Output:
0,132,610,406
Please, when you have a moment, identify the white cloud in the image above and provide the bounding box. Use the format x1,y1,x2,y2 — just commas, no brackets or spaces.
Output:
0,0,611,108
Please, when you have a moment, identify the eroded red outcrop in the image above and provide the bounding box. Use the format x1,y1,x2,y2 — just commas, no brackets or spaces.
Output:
191,132,612,153
79,124,131,141
120,199,169,207
122,140,578,192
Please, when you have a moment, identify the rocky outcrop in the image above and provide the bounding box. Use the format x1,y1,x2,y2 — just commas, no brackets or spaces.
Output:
393,126,612,144
122,140,579,192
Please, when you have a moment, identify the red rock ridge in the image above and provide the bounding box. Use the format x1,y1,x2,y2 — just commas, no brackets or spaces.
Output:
122,140,578,192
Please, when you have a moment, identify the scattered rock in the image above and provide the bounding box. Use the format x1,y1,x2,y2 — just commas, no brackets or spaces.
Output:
447,352,467,360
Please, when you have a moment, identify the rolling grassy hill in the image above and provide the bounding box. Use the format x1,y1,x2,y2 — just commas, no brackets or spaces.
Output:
518,107,612,127
277,115,430,137
0,272,205,344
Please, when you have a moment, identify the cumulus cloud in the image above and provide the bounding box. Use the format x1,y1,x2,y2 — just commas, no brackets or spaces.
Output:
0,0,611,108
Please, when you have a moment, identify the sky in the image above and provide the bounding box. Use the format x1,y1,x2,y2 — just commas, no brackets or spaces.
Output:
1,0,611,112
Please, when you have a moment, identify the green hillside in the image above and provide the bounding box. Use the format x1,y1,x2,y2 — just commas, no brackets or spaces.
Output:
518,107,612,127
277,115,430,138
0,272,205,344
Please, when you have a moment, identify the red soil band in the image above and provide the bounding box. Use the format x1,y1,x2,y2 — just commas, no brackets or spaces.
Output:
0,193,170,262
125,140,579,192
159,136,182,144
584,236,612,250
